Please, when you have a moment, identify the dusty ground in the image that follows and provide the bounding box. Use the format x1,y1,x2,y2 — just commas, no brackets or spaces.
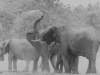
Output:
0,48,100,75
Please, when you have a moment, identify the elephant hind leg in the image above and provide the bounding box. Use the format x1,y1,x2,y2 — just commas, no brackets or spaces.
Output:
86,42,99,74
86,56,97,74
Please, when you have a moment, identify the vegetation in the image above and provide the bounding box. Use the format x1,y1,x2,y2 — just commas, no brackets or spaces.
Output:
0,0,100,41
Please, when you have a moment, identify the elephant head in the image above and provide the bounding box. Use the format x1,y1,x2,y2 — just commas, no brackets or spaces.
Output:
41,26,61,45
0,40,9,61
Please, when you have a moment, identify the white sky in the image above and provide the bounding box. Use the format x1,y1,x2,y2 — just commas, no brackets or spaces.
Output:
61,0,100,7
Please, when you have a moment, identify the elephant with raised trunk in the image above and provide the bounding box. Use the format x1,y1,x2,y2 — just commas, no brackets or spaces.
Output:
0,38,40,72
40,25,100,74
26,17,63,73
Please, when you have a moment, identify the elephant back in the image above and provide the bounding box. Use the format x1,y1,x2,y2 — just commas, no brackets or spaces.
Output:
66,26,100,42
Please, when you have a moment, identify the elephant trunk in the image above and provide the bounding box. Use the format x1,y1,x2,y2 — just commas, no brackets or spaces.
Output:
33,16,43,33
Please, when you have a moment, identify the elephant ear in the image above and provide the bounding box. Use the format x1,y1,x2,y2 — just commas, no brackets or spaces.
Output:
0,40,9,54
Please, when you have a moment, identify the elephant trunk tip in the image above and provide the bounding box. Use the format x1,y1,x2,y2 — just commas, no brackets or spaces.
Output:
33,15,44,31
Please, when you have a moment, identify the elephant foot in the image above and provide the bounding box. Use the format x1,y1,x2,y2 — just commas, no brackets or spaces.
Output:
55,70,62,73
72,71,79,74
65,69,71,74
23,69,29,72
13,70,17,72
86,70,97,74
41,70,50,74
8,70,13,72
41,67,50,73
31,69,37,73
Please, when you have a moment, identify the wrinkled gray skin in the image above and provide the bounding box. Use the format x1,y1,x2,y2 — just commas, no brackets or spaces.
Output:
0,38,39,72
26,12,51,72
41,25,100,74
49,42,63,73
26,36,50,73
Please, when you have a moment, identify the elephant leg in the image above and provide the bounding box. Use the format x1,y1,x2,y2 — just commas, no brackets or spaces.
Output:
86,42,98,74
8,59,12,71
59,60,63,73
61,53,71,74
86,59,91,74
23,61,30,72
32,55,40,72
68,51,79,74
8,53,13,71
13,56,17,71
86,56,97,74
40,47,50,72
41,58,50,73
50,55,56,72
56,53,63,73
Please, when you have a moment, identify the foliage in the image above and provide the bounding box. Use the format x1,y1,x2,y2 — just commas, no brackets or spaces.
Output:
0,0,100,40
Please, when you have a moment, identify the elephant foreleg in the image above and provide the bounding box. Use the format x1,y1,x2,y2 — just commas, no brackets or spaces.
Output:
32,55,40,72
8,53,13,71
41,58,50,73
40,46,50,72
56,53,63,73
50,55,58,73
23,61,30,72
13,57,17,71
68,50,79,74
8,59,12,71
69,55,79,74
61,53,71,74
59,60,63,73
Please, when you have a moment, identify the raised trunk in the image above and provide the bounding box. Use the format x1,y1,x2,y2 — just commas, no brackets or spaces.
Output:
33,16,43,33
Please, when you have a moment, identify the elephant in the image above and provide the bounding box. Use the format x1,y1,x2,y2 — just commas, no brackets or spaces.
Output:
26,35,50,72
40,25,100,74
0,38,40,72
26,27,64,73
26,10,51,73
